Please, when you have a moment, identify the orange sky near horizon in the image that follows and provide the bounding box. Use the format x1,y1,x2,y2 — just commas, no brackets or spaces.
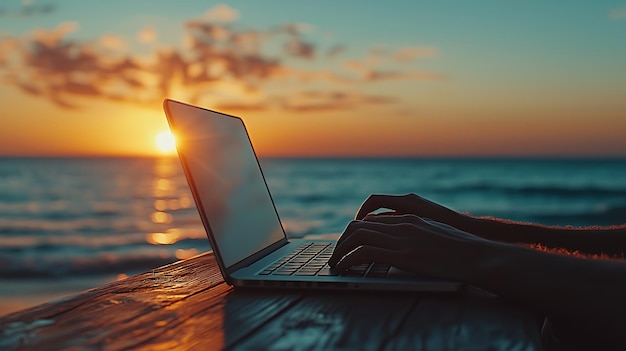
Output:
1,2,625,158
3,84,625,158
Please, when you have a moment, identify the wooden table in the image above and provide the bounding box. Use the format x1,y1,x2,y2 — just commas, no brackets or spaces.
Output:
0,252,542,350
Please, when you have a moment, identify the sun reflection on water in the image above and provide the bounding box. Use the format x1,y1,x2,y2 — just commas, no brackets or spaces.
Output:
146,228,207,245
149,159,180,244
154,199,168,211
146,232,177,245
175,248,199,260
151,211,173,224
144,158,205,253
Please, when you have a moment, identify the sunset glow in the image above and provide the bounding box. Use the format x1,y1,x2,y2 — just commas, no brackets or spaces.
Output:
0,2,625,157
155,131,176,154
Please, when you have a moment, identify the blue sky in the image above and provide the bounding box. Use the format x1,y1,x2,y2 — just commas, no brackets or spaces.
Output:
5,1,624,74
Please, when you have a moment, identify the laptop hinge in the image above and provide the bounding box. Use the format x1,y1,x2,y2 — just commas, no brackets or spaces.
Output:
225,238,288,274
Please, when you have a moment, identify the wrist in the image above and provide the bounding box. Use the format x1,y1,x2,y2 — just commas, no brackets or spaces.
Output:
471,241,530,291
444,237,515,284
449,210,479,233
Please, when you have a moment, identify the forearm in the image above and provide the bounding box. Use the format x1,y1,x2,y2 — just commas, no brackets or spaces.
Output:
454,214,626,254
472,243,626,346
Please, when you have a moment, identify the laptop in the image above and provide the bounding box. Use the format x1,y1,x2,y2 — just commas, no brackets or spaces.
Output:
163,99,460,292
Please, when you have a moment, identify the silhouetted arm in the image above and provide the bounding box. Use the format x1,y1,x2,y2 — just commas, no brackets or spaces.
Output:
328,215,626,348
357,193,626,255
474,240,626,349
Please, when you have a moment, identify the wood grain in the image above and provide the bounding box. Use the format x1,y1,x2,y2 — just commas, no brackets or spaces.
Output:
0,252,542,351
0,253,223,350
234,293,415,351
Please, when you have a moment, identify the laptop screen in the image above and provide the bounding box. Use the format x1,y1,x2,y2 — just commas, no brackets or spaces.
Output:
165,100,286,268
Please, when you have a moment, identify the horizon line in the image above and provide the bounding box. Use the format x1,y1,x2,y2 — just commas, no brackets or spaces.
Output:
1,154,625,160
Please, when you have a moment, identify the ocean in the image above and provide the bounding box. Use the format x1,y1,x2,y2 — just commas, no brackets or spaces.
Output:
1,157,625,316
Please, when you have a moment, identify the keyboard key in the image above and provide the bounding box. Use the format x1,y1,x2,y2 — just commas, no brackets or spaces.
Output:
296,269,321,275
273,270,296,275
303,264,325,269
259,243,337,276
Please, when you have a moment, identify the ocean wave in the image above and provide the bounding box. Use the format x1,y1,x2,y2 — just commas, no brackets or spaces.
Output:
2,158,624,283
0,224,208,248
435,183,626,198
0,240,210,279
531,204,626,226
0,252,174,279
0,232,148,251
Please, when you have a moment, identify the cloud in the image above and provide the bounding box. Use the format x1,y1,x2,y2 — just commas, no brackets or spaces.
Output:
342,45,443,83
280,90,397,112
0,36,19,66
365,70,445,82
214,102,268,112
31,21,78,46
326,44,346,59
609,7,626,20
0,5,444,112
99,35,126,51
394,46,438,62
283,36,315,59
204,4,238,23
137,27,157,44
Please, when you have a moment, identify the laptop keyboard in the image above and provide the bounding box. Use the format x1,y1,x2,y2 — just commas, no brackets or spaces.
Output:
258,242,391,278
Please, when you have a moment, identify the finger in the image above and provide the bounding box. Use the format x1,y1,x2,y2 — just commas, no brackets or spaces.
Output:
366,215,471,239
420,217,462,231
363,213,426,225
329,228,407,267
418,217,488,241
363,216,471,244
366,215,476,241
336,220,411,247
333,245,397,272
355,194,406,220
365,211,398,217
356,193,423,219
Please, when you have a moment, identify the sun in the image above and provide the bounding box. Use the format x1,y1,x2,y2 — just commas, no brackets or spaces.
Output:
155,131,176,153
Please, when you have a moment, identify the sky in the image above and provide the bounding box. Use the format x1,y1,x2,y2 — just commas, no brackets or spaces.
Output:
1,0,625,157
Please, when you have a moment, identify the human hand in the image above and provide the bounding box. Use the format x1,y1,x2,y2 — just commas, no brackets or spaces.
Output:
355,193,465,227
328,214,500,281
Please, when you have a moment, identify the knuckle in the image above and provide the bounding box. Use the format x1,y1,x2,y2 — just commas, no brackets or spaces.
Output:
405,193,422,201
410,215,426,224
397,213,424,223
346,220,361,231
353,228,375,239
397,222,416,230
